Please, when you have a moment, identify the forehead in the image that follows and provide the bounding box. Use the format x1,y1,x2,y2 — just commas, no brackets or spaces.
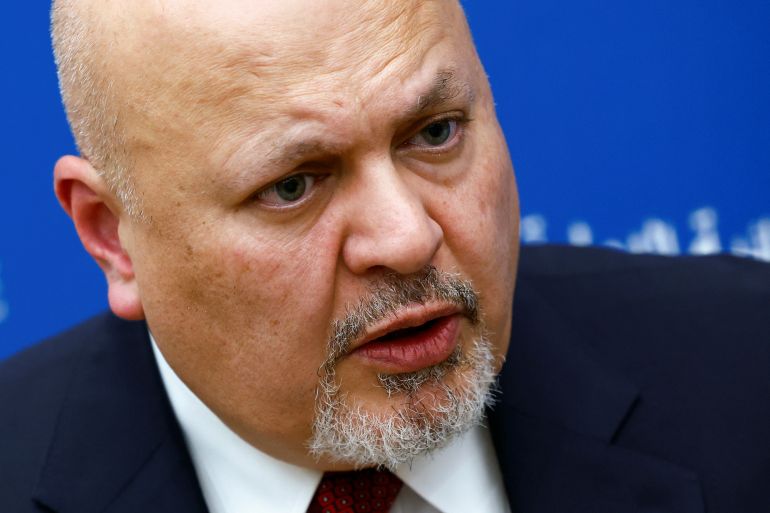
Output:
116,0,468,113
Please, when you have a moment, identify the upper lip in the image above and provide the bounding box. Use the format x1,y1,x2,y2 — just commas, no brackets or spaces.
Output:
349,302,464,352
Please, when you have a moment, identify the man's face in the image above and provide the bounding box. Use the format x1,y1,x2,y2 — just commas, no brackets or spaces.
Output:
113,0,519,469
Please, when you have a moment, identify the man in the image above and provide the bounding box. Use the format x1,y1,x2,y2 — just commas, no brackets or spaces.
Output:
0,1,768,512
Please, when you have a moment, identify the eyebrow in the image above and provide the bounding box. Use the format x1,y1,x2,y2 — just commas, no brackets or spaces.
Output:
263,139,343,169
412,68,476,117
233,69,477,178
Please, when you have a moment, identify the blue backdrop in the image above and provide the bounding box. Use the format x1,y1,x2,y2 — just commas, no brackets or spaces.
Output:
1,1,768,359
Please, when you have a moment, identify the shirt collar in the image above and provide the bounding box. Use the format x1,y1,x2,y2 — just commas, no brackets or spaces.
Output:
394,422,510,513
150,334,508,513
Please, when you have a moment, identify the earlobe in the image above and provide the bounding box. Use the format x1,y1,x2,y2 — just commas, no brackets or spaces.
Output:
54,156,145,321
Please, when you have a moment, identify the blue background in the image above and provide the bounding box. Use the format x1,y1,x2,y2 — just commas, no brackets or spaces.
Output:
1,1,768,358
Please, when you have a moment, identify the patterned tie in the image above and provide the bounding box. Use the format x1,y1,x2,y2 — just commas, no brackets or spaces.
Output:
307,468,403,513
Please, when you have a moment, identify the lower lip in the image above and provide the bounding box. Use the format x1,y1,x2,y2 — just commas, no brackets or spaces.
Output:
352,315,461,373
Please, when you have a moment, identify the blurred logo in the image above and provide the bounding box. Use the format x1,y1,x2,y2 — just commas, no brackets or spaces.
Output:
521,207,770,262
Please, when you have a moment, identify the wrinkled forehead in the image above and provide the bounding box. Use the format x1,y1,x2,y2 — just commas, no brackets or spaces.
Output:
108,0,467,111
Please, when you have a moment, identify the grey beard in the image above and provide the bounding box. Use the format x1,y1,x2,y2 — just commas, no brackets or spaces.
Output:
307,266,499,470
377,344,463,396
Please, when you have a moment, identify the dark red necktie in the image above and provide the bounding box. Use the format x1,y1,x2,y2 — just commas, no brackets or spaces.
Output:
306,468,403,513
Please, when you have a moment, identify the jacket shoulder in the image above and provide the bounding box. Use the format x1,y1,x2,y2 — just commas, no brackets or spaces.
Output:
520,243,770,279
516,244,770,361
0,313,131,401
518,244,770,317
513,245,770,510
0,313,144,510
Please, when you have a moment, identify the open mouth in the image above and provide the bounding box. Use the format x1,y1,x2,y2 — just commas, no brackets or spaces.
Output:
352,314,461,373
375,317,444,342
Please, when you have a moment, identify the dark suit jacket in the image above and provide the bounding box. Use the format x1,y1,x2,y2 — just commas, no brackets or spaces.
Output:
2,246,769,512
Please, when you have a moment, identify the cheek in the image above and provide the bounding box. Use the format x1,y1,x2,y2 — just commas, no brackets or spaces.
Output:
135,216,342,436
429,127,519,355
436,130,517,264
205,228,336,363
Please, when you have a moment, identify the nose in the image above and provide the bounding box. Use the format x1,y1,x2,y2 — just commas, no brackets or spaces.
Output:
342,163,443,276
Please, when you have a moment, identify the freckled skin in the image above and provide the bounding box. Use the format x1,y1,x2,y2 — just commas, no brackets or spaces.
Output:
103,0,519,470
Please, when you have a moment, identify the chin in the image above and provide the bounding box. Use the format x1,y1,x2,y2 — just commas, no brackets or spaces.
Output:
307,336,498,470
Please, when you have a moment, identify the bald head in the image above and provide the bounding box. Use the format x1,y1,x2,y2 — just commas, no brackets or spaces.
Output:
51,0,472,219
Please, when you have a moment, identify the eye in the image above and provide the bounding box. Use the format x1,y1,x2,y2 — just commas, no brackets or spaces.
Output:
406,118,460,148
255,173,319,207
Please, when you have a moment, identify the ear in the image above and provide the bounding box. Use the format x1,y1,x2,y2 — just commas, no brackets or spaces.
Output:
54,155,145,321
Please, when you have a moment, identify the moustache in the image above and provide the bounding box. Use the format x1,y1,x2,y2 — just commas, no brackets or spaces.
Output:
324,265,480,368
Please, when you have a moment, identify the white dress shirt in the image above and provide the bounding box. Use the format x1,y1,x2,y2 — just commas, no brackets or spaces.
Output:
151,337,511,513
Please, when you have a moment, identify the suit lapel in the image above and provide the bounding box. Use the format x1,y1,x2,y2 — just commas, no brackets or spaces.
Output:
32,314,208,513
488,275,704,512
